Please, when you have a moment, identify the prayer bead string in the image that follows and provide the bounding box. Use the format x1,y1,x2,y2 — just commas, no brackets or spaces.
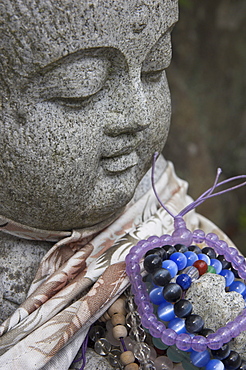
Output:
75,235,246,370
126,232,246,352
142,243,246,369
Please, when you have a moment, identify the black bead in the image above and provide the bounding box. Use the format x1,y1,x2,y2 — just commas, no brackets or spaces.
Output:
163,283,182,303
152,268,171,286
211,343,231,360
162,244,177,258
174,244,188,253
199,328,214,337
143,254,162,273
238,360,246,370
222,351,242,370
185,314,204,333
188,245,202,254
145,247,167,261
231,266,240,278
201,247,216,259
174,299,193,318
217,255,231,269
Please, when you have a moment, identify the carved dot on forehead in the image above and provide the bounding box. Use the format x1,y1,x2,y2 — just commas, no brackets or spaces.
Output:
131,3,150,33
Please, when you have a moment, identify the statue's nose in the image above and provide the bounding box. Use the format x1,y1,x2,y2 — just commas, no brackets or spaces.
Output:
103,81,150,137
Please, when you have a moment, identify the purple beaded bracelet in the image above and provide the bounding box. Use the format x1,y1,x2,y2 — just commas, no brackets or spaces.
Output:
125,228,246,352
125,153,246,352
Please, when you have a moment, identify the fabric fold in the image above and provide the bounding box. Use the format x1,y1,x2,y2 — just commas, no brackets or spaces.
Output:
0,162,236,370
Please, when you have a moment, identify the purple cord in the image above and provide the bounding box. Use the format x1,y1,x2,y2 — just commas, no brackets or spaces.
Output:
125,233,246,351
120,337,127,352
152,152,246,219
126,155,246,351
72,334,88,370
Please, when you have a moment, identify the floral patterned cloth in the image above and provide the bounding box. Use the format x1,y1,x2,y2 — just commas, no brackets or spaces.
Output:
0,162,234,370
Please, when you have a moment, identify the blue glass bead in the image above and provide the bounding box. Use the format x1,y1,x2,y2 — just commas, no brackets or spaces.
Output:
170,252,188,270
202,247,216,259
222,350,242,370
152,268,171,287
168,318,186,334
198,253,211,265
144,254,163,273
210,259,222,274
162,244,177,258
157,301,175,321
219,269,235,287
211,343,230,360
162,260,178,278
184,251,198,266
205,359,225,370
185,314,204,333
217,255,231,270
229,281,246,296
175,244,189,253
176,274,192,290
190,349,211,367
163,283,182,303
188,245,202,255
149,287,166,305
174,299,193,318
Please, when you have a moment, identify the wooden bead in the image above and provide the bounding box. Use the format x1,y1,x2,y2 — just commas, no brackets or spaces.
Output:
108,298,126,317
111,313,126,327
120,350,135,365
125,363,139,370
99,311,111,322
112,324,128,340
102,311,111,321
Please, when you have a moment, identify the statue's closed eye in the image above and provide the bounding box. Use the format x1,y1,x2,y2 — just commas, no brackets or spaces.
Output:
39,57,110,103
48,95,95,108
141,70,164,83
142,31,173,75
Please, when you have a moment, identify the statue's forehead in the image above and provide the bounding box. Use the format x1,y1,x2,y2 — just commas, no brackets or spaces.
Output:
1,0,178,78
68,0,178,62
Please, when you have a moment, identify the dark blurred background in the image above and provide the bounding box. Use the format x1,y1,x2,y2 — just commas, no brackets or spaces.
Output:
163,0,246,254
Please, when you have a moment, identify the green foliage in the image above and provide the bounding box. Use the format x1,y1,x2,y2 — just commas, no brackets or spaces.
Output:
179,0,194,9
239,206,246,231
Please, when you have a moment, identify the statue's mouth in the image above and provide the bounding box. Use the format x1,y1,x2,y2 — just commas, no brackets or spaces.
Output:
100,151,139,174
101,135,142,158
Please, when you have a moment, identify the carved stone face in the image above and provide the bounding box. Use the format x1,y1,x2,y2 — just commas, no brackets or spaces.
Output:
0,0,178,230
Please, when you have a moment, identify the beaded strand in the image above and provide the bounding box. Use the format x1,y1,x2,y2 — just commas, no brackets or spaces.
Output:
142,242,246,369
126,231,246,353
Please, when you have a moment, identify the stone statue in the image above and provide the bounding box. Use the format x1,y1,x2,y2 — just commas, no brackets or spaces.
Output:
1,0,177,231
0,0,178,338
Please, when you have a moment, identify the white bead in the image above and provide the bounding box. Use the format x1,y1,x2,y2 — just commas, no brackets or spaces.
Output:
108,298,126,316
111,313,126,326
125,363,139,370
112,324,128,340
120,350,135,365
